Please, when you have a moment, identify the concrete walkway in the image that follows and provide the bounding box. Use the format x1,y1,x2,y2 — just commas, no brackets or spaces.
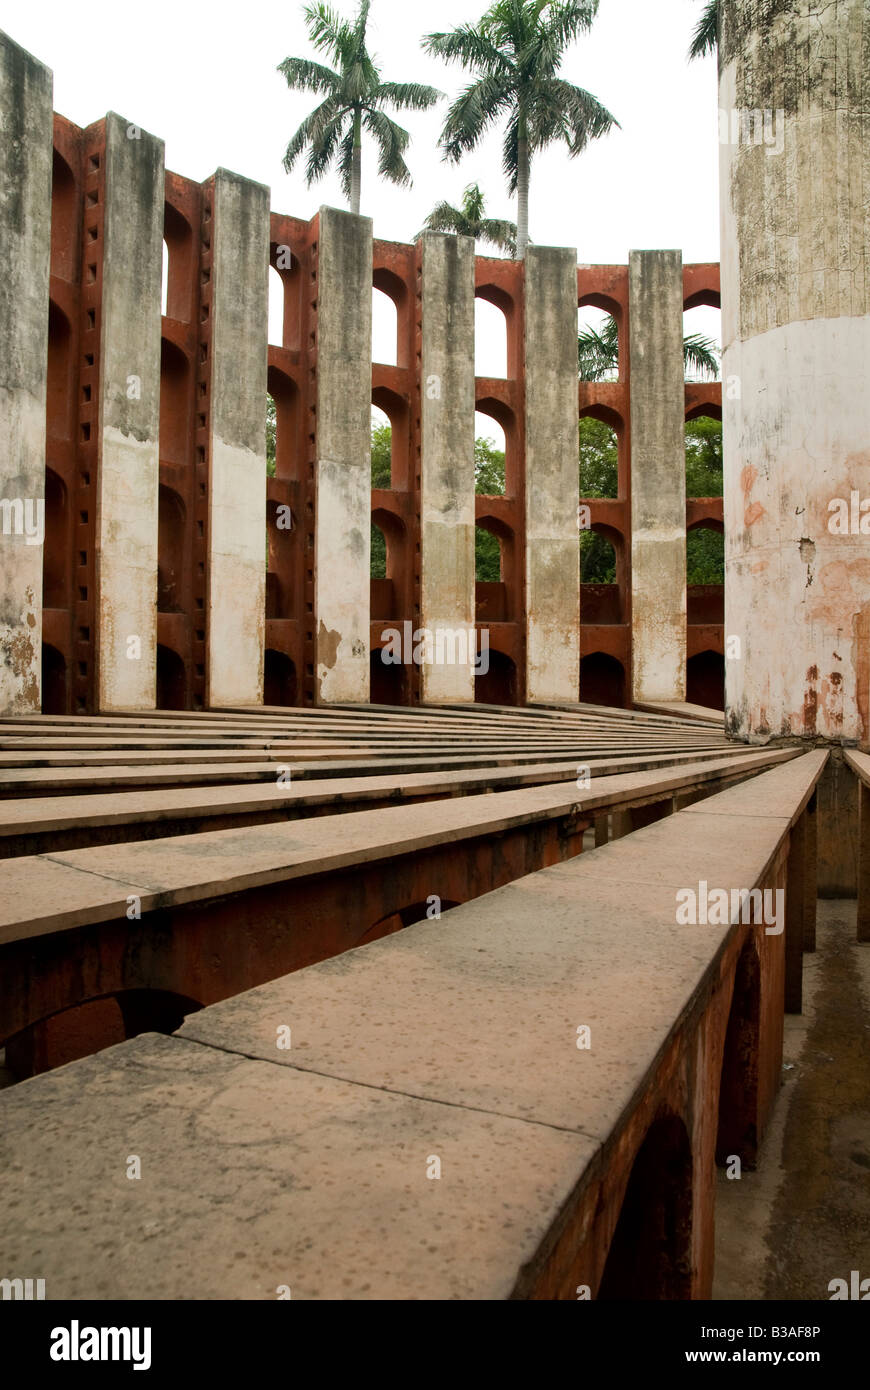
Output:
714,900,870,1300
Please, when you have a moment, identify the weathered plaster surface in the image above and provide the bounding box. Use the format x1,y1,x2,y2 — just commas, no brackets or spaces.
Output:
420,233,476,704
0,35,52,714
524,246,580,704
629,250,687,703
207,169,268,707
720,0,870,742
96,114,163,711
315,206,372,704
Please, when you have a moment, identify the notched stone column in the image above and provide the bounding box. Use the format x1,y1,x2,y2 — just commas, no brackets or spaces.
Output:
96,112,164,711
314,205,372,704
207,168,269,707
420,232,476,704
524,245,580,704
0,34,53,714
629,249,687,704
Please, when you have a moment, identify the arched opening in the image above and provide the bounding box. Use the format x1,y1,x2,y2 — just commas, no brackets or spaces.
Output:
580,652,625,708
46,300,72,439
267,368,298,481
270,244,302,350
159,338,189,466
42,467,67,608
371,390,409,490
716,938,761,1169
598,1112,693,1300
162,202,193,322
579,410,621,500
475,417,506,496
3,989,202,1082
370,509,405,618
371,404,392,489
687,524,724,587
41,643,67,715
371,520,387,583
156,643,187,710
475,522,501,582
685,415,723,499
266,498,293,619
682,305,721,382
578,303,620,382
157,486,185,613
370,647,407,706
475,514,514,623
50,149,77,282
475,295,508,379
264,649,297,707
475,648,516,706
359,899,462,947
476,398,516,496
372,285,398,366
161,240,169,316
687,649,725,712
268,265,285,346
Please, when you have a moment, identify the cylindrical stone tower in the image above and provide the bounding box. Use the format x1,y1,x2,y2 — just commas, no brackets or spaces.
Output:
719,0,870,745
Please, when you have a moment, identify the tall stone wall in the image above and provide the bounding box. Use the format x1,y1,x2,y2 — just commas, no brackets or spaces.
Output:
0,27,725,717
0,35,52,713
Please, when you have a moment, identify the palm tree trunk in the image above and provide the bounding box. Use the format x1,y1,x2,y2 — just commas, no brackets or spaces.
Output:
351,109,362,216
516,117,530,259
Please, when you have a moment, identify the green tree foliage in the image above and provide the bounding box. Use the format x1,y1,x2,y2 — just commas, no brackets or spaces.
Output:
689,0,718,61
685,415,722,499
578,314,720,382
266,395,277,477
278,0,441,215
420,183,517,256
424,1,617,258
687,527,724,585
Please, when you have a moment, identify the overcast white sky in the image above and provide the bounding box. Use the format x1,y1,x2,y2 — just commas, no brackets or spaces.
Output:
4,0,721,400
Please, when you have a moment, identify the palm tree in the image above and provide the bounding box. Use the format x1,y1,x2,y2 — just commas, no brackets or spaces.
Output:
278,0,442,215
689,0,719,60
578,315,720,381
424,1,618,259
419,183,518,255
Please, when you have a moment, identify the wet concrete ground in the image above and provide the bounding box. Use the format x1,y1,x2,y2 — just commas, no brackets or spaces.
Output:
714,899,870,1300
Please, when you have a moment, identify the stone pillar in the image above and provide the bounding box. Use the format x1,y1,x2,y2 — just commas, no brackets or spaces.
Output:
0,35,52,714
629,249,686,704
524,245,580,704
314,205,372,704
95,113,164,711
206,169,269,707
419,232,476,704
719,0,870,742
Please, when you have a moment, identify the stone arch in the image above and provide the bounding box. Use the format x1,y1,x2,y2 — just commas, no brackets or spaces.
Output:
43,466,68,608
157,485,185,613
41,643,67,716
580,651,625,707
597,1111,693,1299
475,647,517,707
687,649,725,712
717,936,761,1169
156,643,186,710
264,649,297,707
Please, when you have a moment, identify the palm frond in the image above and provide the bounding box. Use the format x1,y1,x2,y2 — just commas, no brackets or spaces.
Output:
478,217,517,254
377,81,443,112
578,317,619,380
683,332,720,380
419,201,466,237
282,95,343,172
532,78,619,154
303,3,351,61
304,110,348,186
689,0,719,60
423,25,513,78
363,107,412,188
440,75,514,162
276,56,341,96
